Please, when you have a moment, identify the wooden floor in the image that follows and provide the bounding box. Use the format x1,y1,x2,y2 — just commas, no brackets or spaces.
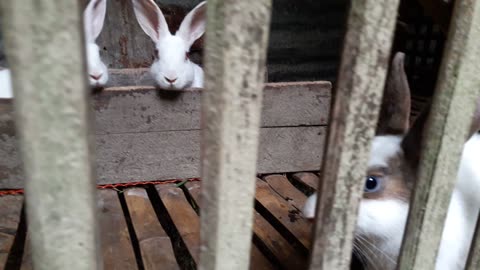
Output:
0,173,326,270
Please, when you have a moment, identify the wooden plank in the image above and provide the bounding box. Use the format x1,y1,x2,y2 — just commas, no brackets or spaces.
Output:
253,211,307,269
2,0,99,269
0,80,330,189
291,172,320,191
255,180,312,250
308,0,401,269
250,245,274,270
397,0,480,269
156,185,200,263
263,175,307,209
98,189,138,270
0,195,23,268
181,182,276,270
123,188,179,270
466,215,480,270
94,81,330,134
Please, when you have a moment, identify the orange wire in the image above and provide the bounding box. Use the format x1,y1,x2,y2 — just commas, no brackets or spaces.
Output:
0,178,201,197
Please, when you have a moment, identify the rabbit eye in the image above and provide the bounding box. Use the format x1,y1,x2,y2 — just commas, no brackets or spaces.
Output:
185,52,190,61
364,176,382,193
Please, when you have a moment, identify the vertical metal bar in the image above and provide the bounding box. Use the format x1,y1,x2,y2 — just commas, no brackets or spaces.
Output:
308,0,400,269
1,1,99,270
397,0,480,269
199,0,272,269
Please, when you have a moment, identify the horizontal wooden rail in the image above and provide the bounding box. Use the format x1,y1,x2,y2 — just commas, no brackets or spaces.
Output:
1,1,98,269
308,0,401,269
397,0,480,269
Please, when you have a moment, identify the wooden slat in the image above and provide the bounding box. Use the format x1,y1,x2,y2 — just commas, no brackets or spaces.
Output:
466,215,480,270
308,0,401,269
123,188,179,270
2,1,99,268
291,172,320,191
255,180,312,250
0,195,23,268
0,82,330,189
263,175,307,209
397,0,480,269
249,245,274,270
184,182,276,270
98,189,138,270
156,185,200,263
253,211,307,269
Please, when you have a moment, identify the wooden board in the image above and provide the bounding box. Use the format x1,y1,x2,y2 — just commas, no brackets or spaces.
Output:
291,172,320,191
123,188,179,270
250,245,275,270
156,185,200,263
0,82,330,189
255,179,312,250
98,189,138,270
263,175,308,210
0,195,23,269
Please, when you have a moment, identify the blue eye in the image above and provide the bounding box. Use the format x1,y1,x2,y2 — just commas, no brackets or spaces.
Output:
364,176,381,193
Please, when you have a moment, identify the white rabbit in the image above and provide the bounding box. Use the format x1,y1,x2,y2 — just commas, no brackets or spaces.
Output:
0,0,108,99
132,0,206,90
84,0,109,87
303,52,480,270
0,68,12,99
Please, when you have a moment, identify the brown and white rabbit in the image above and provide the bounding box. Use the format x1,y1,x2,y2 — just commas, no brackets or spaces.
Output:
131,0,206,90
0,0,108,99
303,52,480,270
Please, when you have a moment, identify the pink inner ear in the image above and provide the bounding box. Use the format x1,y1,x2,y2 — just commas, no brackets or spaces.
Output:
142,1,161,40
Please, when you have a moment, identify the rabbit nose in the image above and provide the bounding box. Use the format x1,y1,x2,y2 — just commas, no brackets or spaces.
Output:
90,73,102,81
165,76,177,84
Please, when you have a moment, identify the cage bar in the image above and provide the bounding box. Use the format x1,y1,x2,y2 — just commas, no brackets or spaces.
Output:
396,0,480,269
1,1,99,269
308,0,401,269
199,0,272,269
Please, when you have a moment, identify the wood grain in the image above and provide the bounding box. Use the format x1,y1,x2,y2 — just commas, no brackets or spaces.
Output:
263,175,308,210
156,185,201,263
2,1,99,268
249,245,275,270
397,0,480,269
0,81,330,189
98,189,138,270
124,188,179,270
253,211,307,269
255,180,312,250
0,195,23,269
291,172,320,191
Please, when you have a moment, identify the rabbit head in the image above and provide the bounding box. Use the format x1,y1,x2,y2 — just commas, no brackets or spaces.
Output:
132,0,206,90
84,0,109,87
303,52,425,269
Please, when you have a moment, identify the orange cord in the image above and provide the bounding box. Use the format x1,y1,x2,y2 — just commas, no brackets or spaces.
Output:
0,178,201,197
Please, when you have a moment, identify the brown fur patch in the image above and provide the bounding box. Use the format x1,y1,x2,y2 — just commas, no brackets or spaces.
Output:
363,152,414,202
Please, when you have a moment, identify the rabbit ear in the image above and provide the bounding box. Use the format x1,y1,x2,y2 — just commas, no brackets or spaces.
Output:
401,103,430,171
376,52,412,135
84,0,107,42
177,1,207,48
132,0,170,43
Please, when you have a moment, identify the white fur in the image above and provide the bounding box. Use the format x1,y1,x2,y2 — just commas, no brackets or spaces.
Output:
368,135,403,168
0,69,12,98
132,0,206,90
303,133,480,270
84,0,109,87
